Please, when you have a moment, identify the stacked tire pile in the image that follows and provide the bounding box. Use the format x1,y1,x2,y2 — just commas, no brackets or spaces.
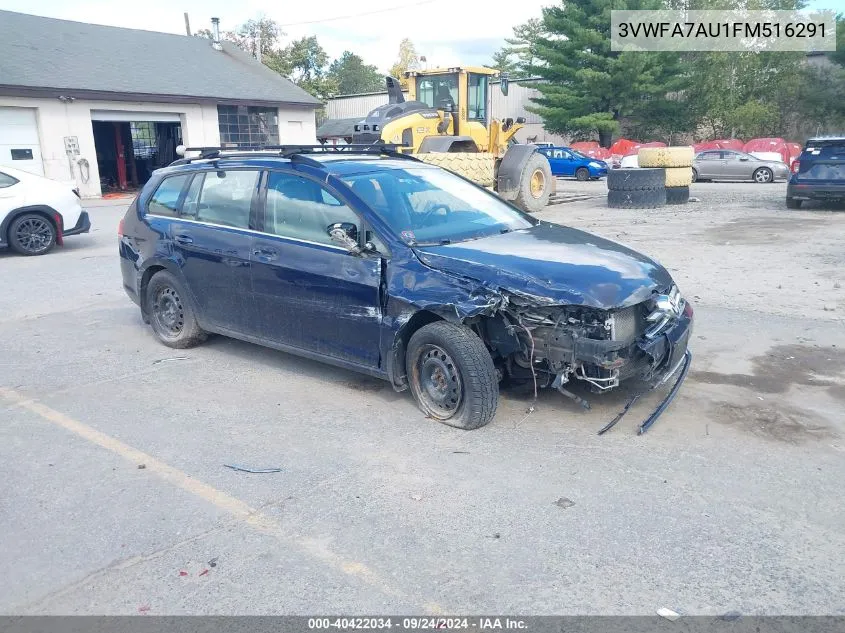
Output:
607,168,666,209
638,146,694,205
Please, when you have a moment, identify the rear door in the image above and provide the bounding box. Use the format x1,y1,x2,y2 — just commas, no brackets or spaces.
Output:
722,151,752,179
250,169,382,367
167,169,260,333
695,151,721,178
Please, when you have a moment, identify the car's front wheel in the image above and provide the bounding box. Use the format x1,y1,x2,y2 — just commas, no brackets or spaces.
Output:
753,167,773,183
575,167,590,181
8,213,56,256
146,270,207,348
406,321,498,430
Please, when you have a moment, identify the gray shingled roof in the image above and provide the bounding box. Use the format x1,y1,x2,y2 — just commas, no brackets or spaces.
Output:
0,10,321,107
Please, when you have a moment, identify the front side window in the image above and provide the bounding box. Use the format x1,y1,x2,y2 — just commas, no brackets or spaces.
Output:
195,170,260,229
148,175,190,216
264,172,359,246
416,74,458,111
342,167,535,246
217,105,280,146
0,171,19,188
467,73,488,121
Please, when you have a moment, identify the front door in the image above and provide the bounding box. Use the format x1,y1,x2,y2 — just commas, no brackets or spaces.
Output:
251,170,382,368
168,169,259,333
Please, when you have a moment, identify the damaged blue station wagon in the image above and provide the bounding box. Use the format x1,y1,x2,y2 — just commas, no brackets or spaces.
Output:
119,145,692,433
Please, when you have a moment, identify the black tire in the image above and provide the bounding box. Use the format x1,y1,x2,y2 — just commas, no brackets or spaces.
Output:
607,168,665,191
575,167,590,181
607,187,666,209
8,213,56,256
406,321,498,430
786,197,802,209
691,168,698,183
146,270,207,348
753,167,773,184
513,152,553,213
665,186,690,205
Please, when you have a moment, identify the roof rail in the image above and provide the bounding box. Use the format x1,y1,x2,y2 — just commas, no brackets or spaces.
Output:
170,143,417,166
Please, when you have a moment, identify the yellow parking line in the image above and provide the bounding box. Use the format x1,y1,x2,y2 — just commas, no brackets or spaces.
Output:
0,387,434,609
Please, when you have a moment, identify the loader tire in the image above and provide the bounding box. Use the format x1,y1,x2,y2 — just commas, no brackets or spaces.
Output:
513,152,553,213
607,188,666,209
416,152,496,187
637,146,694,168
664,167,693,188
665,186,690,205
607,168,665,191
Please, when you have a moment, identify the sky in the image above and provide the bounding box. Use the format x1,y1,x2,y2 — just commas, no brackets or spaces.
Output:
0,0,839,73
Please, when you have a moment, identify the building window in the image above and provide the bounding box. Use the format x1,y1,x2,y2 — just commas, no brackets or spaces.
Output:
217,105,279,146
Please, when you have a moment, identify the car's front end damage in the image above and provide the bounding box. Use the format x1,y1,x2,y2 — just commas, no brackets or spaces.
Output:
401,222,694,433
474,286,693,433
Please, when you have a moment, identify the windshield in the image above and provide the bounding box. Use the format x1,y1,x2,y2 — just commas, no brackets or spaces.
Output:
342,167,535,245
571,150,590,160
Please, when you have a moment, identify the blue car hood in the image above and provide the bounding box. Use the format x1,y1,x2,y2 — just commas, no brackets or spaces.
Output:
413,222,673,309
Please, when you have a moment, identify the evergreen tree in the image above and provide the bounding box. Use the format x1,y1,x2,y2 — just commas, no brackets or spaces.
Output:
530,0,690,147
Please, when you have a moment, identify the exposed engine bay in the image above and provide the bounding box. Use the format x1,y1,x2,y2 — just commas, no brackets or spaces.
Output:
465,286,693,432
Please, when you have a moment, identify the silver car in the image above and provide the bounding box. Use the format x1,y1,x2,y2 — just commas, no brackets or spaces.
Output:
692,150,790,183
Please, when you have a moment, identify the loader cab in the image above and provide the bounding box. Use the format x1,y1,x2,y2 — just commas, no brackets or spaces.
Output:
406,67,497,149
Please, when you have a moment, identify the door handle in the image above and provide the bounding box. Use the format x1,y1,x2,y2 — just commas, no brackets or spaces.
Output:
174,234,193,245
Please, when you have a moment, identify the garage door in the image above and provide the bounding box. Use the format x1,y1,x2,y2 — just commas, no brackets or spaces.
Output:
0,107,44,176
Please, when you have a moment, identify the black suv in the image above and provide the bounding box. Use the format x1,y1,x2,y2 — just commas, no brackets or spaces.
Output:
787,136,845,208
119,146,693,433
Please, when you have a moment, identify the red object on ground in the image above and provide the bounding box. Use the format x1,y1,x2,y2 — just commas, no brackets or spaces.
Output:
199,569,210,576
638,141,667,148
693,141,720,153
715,138,744,151
609,138,640,156
571,141,600,152
583,147,612,160
743,137,790,164
179,570,188,576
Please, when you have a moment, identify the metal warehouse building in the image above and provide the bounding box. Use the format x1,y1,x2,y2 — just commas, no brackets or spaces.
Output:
323,78,568,146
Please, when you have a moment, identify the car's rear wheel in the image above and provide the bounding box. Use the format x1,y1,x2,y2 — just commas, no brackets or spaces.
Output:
691,168,698,183
786,197,802,209
753,167,773,183
8,213,56,256
575,167,590,181
146,270,206,348
406,321,498,430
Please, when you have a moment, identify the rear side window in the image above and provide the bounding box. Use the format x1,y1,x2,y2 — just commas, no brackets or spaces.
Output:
0,171,19,188
148,175,190,216
195,170,260,229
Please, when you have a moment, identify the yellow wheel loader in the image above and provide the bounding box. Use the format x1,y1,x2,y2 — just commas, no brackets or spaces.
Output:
321,67,553,213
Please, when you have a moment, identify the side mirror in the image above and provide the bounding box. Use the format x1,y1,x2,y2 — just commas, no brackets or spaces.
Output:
500,72,509,96
327,222,361,254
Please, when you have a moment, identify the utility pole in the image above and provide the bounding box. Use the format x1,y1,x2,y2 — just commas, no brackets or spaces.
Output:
184,12,191,36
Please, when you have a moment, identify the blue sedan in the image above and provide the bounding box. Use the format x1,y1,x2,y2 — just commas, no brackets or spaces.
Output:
539,146,608,180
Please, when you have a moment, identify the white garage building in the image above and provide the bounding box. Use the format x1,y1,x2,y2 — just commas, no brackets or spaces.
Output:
0,11,321,198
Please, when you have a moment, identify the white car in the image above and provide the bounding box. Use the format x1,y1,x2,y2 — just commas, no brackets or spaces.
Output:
0,166,90,255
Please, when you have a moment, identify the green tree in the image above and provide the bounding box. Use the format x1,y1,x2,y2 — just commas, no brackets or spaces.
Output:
278,36,337,100
388,38,420,88
504,18,546,77
490,48,517,75
830,13,845,67
328,51,384,95
530,0,691,147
